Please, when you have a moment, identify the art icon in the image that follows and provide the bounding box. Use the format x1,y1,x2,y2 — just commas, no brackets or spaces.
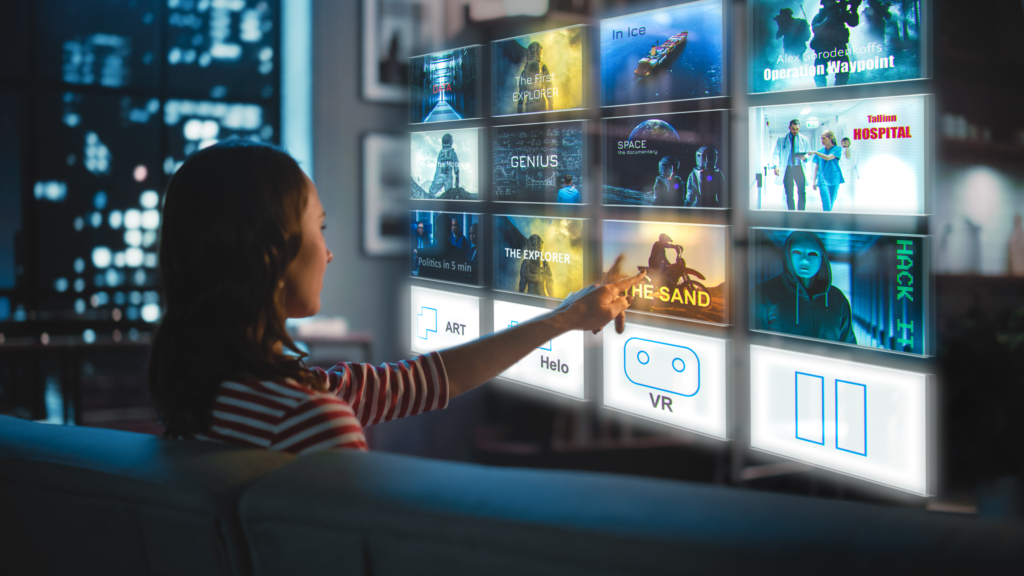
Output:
624,338,700,397
417,306,437,340
600,0,725,107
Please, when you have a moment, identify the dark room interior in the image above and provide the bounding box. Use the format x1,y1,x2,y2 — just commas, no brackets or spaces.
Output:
2,0,1024,574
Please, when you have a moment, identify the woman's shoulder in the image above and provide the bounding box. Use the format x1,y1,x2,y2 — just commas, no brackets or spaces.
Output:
220,376,326,406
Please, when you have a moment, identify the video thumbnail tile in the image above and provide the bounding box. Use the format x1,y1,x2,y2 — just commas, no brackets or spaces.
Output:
602,220,729,325
751,228,929,355
749,0,925,94
492,215,586,299
492,121,584,204
492,25,585,117
600,0,724,107
750,94,927,214
410,211,481,286
603,110,728,207
409,46,482,124
410,127,480,200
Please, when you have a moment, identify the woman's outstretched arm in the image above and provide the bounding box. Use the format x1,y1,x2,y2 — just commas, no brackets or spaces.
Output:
440,271,646,398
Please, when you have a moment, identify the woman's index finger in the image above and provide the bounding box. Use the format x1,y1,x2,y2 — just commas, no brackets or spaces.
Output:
613,269,647,291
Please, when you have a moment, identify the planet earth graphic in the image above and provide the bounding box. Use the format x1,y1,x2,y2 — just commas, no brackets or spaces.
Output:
628,119,680,145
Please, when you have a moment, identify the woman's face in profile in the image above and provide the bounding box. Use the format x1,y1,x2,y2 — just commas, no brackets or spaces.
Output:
283,175,333,318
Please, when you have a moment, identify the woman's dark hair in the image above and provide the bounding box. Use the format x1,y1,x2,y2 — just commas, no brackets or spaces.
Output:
148,138,323,438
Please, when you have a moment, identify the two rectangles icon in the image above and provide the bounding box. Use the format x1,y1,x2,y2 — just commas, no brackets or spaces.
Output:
795,372,867,456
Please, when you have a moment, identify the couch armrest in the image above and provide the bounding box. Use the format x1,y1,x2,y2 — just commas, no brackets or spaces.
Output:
0,415,295,576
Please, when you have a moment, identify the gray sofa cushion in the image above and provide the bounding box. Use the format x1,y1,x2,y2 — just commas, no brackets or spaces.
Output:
0,416,295,576
239,450,1024,576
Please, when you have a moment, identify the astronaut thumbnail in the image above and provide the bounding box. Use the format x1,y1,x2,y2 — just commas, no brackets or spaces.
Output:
749,94,926,214
409,46,482,124
603,110,728,207
492,25,585,117
410,211,481,286
492,121,585,204
750,0,925,94
751,228,929,355
600,0,724,107
410,128,480,200
602,220,729,325
492,215,586,299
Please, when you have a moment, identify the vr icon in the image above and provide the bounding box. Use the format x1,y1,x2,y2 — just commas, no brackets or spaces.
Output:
623,337,700,397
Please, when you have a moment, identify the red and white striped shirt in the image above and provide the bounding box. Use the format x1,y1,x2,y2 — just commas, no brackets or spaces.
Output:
196,352,449,454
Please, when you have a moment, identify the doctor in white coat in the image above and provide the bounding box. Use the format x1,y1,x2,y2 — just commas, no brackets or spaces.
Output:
771,118,812,211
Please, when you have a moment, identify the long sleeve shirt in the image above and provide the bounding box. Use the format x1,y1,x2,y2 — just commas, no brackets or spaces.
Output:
196,352,449,454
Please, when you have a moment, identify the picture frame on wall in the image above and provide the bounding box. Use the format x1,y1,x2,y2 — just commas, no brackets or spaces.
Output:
361,0,445,104
362,132,409,257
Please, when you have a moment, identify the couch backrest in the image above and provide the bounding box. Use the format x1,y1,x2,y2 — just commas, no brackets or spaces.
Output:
239,450,1024,576
0,416,295,576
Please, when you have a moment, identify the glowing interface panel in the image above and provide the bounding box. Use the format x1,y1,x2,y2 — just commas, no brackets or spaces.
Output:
602,110,728,208
409,45,482,124
491,121,584,204
748,0,926,94
749,94,927,215
604,323,728,439
602,220,729,325
411,127,480,201
600,0,725,107
410,286,480,354
750,227,929,356
491,25,585,117
750,345,928,495
492,300,585,399
492,215,586,300
410,211,481,286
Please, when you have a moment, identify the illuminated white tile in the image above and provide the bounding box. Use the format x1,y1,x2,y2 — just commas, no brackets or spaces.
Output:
493,300,584,400
410,286,479,355
604,324,728,439
750,345,929,495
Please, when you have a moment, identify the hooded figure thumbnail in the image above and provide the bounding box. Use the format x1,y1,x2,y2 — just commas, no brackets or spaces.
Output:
754,231,856,343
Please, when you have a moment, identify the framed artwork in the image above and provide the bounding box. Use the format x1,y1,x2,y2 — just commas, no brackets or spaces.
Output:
362,132,409,257
361,0,445,103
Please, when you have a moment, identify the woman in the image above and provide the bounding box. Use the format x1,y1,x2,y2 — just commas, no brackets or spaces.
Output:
149,139,643,453
837,136,859,208
810,130,845,212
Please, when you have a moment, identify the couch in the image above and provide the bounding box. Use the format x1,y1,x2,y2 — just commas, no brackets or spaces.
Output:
2,415,1022,575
